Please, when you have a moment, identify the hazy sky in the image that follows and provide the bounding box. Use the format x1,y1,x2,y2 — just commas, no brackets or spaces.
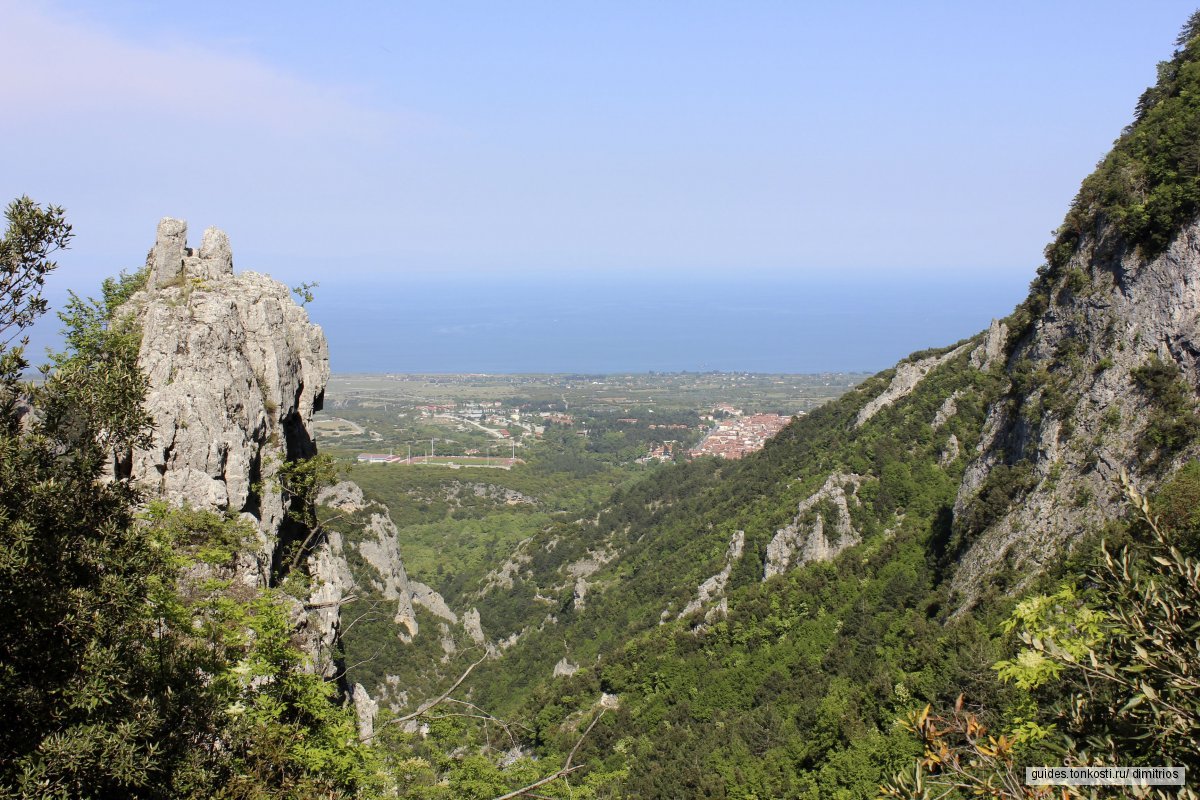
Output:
4,1,1197,283
4,2,1199,371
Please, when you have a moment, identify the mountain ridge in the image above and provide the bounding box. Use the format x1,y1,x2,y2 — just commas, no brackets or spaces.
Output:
322,19,1200,794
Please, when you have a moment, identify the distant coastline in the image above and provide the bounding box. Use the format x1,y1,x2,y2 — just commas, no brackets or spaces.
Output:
313,271,1029,374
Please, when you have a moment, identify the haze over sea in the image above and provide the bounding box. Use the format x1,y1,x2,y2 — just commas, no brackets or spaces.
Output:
314,270,1028,375
12,3,1182,379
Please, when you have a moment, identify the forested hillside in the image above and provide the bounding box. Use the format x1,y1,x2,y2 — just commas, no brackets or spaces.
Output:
336,14,1200,798
5,9,1200,800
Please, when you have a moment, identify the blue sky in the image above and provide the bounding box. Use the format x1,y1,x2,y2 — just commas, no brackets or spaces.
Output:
4,2,1198,370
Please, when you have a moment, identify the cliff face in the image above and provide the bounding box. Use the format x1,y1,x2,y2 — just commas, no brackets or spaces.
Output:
950,218,1200,600
119,218,432,709
123,218,328,574
111,220,335,681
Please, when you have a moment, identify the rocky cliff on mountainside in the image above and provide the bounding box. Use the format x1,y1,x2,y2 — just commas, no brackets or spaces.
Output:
317,481,418,639
949,217,1200,602
113,218,423,681
943,20,1200,603
120,219,328,564
764,473,863,579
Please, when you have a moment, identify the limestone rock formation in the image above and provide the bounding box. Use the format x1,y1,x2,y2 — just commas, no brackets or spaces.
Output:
855,344,970,427
679,529,744,619
462,608,487,645
940,433,961,467
562,548,615,612
348,504,419,638
932,391,962,431
410,580,459,625
122,219,329,569
553,658,579,677
951,218,1200,602
117,218,353,674
351,683,378,742
764,473,863,578
970,319,1008,371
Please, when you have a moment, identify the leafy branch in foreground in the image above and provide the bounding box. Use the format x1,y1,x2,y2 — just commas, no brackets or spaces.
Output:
880,696,1056,800
0,196,72,351
881,470,1200,799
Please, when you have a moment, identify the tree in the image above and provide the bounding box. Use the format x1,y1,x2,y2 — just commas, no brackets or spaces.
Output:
882,472,1200,800
0,201,382,798
0,196,71,353
0,199,173,795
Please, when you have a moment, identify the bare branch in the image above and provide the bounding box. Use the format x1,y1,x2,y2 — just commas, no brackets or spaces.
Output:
364,651,492,742
421,712,519,748
289,524,326,573
564,709,604,772
304,593,357,610
446,698,534,735
489,709,606,800
489,766,587,800
331,642,388,683
394,652,489,724
340,597,390,636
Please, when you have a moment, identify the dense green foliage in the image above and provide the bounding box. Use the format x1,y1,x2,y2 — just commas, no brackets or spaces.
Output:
0,204,379,798
1047,13,1200,270
1132,355,1200,463
883,472,1200,799
0,201,163,796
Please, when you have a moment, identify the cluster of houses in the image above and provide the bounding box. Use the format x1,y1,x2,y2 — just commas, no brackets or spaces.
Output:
688,412,793,460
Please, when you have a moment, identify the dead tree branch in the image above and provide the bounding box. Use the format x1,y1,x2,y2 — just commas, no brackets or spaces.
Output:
489,709,605,800
364,651,491,743
394,652,489,725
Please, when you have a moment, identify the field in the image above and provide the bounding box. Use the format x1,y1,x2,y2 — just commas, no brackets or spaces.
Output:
359,455,522,469
316,371,870,468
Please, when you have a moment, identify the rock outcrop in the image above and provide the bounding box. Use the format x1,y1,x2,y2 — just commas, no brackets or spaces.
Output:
932,391,962,431
117,218,354,675
679,530,744,619
350,506,419,638
951,218,1200,602
410,581,459,625
855,344,970,427
764,473,863,579
121,218,328,572
970,319,1008,371
553,658,580,678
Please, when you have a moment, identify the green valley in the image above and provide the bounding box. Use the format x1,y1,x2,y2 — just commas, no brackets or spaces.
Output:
5,8,1200,800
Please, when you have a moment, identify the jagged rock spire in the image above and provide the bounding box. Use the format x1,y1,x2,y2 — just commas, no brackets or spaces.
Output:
123,219,329,567
148,217,235,287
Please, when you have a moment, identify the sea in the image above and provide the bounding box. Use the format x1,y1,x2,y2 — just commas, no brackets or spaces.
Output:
23,270,1031,376
312,271,1030,374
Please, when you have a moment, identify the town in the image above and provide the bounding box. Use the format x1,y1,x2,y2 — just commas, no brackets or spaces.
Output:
312,372,868,470
688,408,795,460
